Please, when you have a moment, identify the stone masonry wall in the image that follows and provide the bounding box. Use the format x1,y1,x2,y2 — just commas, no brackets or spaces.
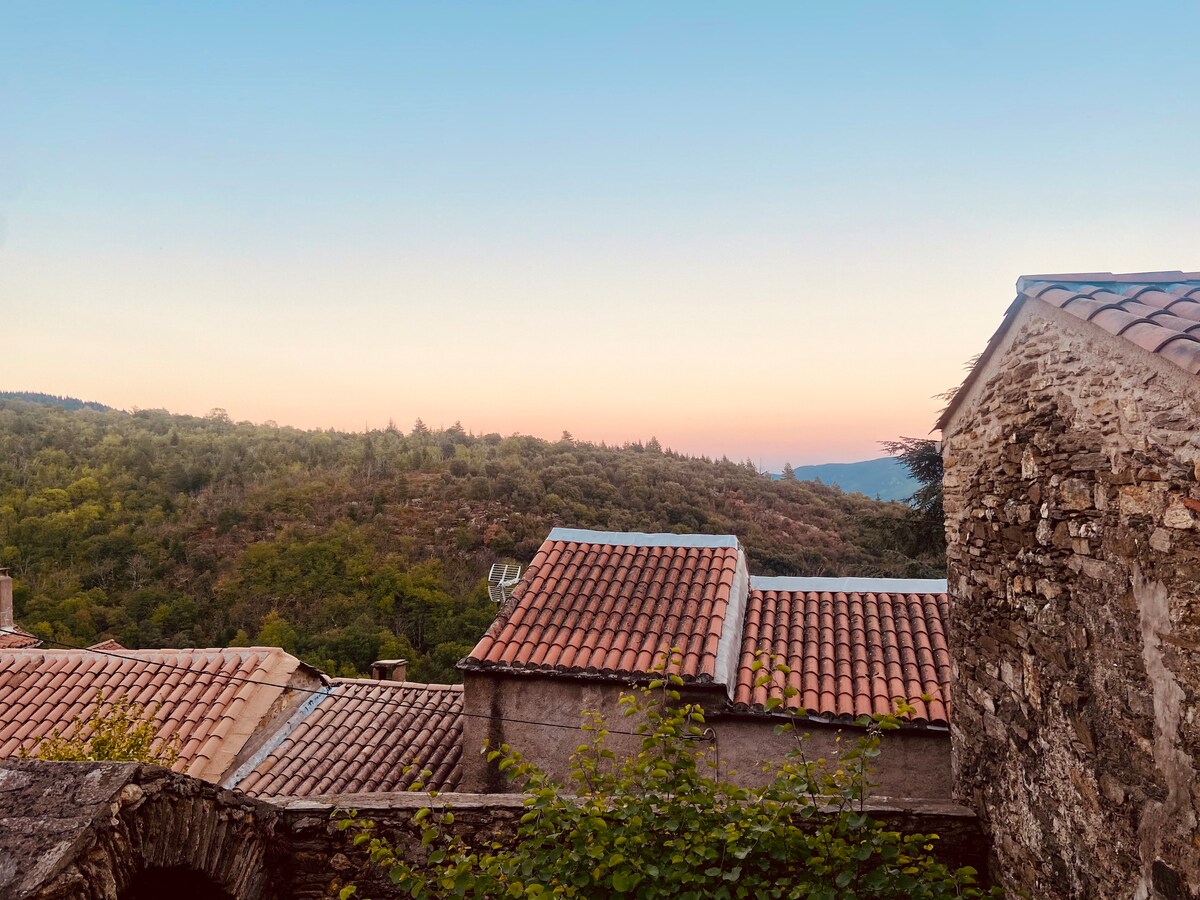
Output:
275,792,987,898
0,761,986,898
0,760,283,900
943,304,1200,899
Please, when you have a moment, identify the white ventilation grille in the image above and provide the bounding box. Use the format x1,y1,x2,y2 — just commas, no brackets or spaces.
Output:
487,563,522,604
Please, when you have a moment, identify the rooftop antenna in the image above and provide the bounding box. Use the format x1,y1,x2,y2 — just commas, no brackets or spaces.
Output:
487,563,522,604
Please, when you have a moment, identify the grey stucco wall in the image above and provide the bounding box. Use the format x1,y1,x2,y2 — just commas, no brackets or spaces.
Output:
460,670,951,798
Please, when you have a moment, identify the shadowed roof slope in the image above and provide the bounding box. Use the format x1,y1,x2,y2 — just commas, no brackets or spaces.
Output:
0,628,40,649
736,577,950,725
0,647,313,782
462,528,747,682
87,639,127,652
232,680,463,797
939,272,1200,429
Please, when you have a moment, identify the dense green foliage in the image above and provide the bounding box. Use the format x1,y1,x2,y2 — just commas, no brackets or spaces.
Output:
0,397,941,680
336,656,995,899
23,690,182,767
880,437,945,559
0,391,113,412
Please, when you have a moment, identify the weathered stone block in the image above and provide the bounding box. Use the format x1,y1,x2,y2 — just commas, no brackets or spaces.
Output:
1059,479,1093,510
1163,501,1195,530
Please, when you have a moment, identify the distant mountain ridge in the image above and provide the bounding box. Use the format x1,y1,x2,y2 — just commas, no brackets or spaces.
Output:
775,457,917,503
1,392,114,412
5,392,918,503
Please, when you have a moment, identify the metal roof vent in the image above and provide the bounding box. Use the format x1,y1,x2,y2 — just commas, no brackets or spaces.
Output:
487,563,522,604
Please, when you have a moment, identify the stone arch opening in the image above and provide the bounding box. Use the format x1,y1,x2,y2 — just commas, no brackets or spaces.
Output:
0,761,284,899
120,866,236,900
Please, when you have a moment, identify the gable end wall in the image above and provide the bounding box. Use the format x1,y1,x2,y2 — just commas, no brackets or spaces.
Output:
943,303,1200,899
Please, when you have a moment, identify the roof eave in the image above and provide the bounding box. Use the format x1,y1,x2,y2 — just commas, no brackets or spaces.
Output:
935,293,1027,433
1017,270,1200,288
456,661,726,689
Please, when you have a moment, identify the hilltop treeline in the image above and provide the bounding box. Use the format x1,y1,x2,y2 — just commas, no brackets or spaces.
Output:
0,399,941,681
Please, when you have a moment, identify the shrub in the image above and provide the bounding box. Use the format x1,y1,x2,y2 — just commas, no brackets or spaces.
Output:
23,690,183,768
335,653,999,899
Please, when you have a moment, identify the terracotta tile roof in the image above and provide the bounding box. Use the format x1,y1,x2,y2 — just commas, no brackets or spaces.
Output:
939,272,1200,429
734,577,951,725
462,528,748,683
0,628,40,649
232,680,463,797
87,639,126,652
0,647,312,782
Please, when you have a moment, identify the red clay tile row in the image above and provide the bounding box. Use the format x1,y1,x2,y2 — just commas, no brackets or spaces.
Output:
938,273,1200,431
465,537,741,681
235,680,463,797
1024,279,1200,374
87,639,127,652
0,629,40,649
734,588,950,725
0,647,303,780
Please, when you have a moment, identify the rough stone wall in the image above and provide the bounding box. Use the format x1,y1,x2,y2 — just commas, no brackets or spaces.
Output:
0,760,283,900
278,791,528,898
943,304,1200,899
0,761,986,898
274,792,987,898
462,671,953,798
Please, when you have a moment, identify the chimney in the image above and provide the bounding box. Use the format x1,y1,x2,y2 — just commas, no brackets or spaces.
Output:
370,658,407,682
0,570,13,630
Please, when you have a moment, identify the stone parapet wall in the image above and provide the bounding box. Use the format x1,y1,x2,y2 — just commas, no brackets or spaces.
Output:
275,792,528,898
0,761,987,898
272,792,988,898
943,304,1200,898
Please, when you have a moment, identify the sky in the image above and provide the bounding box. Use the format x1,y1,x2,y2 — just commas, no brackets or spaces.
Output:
3,2,1199,468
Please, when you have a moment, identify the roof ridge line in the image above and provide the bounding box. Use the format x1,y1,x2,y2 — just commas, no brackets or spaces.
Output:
1019,271,1200,289
223,684,334,790
332,677,464,691
547,528,739,549
749,576,948,593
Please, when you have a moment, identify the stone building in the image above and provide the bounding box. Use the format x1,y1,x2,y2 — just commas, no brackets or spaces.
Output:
940,272,1200,898
459,527,953,798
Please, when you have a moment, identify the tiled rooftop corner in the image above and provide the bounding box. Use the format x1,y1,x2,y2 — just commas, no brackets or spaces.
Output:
461,528,750,686
0,646,318,783
231,680,464,797
736,577,950,725
0,628,40,649
940,272,1200,430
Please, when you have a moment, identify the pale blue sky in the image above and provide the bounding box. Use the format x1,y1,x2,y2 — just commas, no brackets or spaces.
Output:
3,2,1199,466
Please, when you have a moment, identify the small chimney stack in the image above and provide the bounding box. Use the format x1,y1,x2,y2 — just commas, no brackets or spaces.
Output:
0,570,13,631
370,658,407,682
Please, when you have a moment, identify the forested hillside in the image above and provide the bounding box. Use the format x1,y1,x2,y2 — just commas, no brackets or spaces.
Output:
0,398,942,681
